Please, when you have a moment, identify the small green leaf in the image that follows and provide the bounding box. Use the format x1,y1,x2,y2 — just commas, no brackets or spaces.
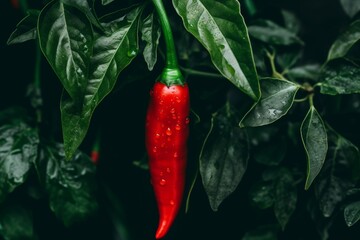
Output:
141,12,161,71
38,144,98,227
319,59,360,95
249,181,274,209
300,106,328,190
344,201,360,227
287,64,321,81
0,122,39,203
240,78,300,127
315,128,360,217
172,0,260,100
7,10,39,45
328,20,360,61
0,201,37,240
200,104,249,211
248,20,304,46
340,0,360,18
273,169,297,230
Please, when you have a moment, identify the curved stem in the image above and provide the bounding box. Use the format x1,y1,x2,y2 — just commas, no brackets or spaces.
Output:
151,0,184,85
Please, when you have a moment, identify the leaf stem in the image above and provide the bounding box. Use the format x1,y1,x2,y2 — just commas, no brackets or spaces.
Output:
294,95,309,103
185,169,198,213
309,93,314,107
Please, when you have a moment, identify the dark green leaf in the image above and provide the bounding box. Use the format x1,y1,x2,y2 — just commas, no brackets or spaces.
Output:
315,128,360,217
102,0,114,5
38,144,98,226
319,59,360,95
200,104,249,211
7,10,39,45
287,64,321,81
240,78,300,127
0,122,39,203
249,181,274,209
281,10,301,34
38,1,93,101
328,20,360,61
39,2,144,158
172,0,260,100
273,169,297,230
248,20,304,46
0,201,37,240
242,225,279,240
344,201,360,227
340,0,360,18
141,12,161,71
61,0,103,30
300,106,328,190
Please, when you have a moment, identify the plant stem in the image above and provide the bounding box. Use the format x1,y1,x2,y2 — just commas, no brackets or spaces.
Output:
266,50,285,80
309,93,314,107
151,0,184,86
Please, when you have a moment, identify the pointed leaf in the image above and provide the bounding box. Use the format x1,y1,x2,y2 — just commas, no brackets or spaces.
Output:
248,20,304,46
240,78,300,127
315,128,360,217
141,12,161,71
38,144,98,227
320,59,360,95
340,0,360,18
344,201,360,227
300,106,328,190
200,104,249,211
0,122,39,203
38,1,93,100
328,20,360,61
7,10,39,45
172,0,260,100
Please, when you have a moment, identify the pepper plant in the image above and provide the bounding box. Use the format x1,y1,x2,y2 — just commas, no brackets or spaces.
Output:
1,0,360,239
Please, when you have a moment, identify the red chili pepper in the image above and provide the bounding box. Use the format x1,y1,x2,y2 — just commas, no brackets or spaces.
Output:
90,150,99,164
145,81,190,239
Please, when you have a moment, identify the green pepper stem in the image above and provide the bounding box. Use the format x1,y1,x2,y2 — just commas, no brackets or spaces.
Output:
151,0,184,85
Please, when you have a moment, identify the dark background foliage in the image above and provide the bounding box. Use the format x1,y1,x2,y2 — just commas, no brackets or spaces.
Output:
1,0,360,240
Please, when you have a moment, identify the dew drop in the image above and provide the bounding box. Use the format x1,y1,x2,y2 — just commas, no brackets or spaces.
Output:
127,49,137,57
170,108,175,113
166,128,172,136
160,171,164,176
185,117,190,124
152,147,157,153
169,200,175,206
166,167,171,173
155,133,161,139
159,179,166,186
172,114,177,120
175,124,181,131
176,97,181,103
173,152,178,158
